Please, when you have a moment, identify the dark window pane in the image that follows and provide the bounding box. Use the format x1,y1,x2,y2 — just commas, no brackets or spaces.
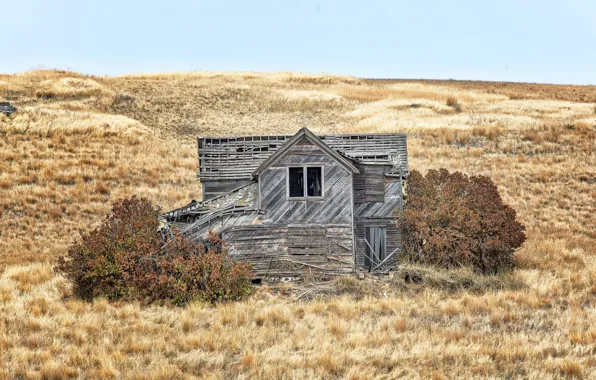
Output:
307,167,322,197
288,167,304,197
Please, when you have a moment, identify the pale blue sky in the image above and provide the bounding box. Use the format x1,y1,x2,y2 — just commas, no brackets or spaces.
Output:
2,0,596,84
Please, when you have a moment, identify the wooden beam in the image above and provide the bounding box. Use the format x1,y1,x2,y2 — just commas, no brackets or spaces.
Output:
371,247,399,271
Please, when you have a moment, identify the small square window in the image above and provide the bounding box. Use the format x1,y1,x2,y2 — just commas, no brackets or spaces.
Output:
288,166,323,199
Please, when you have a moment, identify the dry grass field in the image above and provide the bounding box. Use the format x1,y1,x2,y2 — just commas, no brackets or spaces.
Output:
0,70,595,379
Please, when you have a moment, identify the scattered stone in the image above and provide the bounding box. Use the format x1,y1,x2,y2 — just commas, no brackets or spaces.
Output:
0,102,17,116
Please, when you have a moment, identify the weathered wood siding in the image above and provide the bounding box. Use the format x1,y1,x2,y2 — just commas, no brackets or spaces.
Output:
197,136,287,181
196,133,409,182
259,137,353,225
171,131,410,277
321,133,409,175
354,163,393,203
219,136,356,276
355,179,403,270
223,224,354,277
181,210,261,242
355,220,401,270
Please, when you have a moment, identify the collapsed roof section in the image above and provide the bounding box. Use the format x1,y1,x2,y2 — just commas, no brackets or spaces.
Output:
161,183,260,240
197,131,409,182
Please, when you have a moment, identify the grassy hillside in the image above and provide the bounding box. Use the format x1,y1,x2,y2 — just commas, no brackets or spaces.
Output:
0,70,595,378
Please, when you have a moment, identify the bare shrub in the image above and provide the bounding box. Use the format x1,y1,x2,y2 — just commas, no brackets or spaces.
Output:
55,196,253,305
397,169,526,273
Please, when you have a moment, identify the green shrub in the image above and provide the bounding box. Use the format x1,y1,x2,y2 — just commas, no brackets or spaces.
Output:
397,169,526,273
55,196,253,304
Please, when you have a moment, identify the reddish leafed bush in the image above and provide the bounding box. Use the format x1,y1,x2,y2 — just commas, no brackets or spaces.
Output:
55,196,253,305
397,169,526,273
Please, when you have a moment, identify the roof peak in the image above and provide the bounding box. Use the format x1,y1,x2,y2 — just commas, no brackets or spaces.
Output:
251,128,359,177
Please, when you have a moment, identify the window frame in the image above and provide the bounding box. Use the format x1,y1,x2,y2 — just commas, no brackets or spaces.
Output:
286,165,325,201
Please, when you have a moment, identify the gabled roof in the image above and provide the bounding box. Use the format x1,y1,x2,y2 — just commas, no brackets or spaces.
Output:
197,131,408,181
252,128,360,177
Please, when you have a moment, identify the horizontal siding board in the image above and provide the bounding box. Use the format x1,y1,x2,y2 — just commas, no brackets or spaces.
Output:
353,163,393,203
221,224,354,276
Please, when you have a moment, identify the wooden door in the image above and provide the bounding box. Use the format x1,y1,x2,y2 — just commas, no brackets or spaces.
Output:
364,226,386,270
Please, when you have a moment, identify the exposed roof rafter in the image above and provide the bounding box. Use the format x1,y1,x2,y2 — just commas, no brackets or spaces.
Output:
197,131,409,181
251,128,360,177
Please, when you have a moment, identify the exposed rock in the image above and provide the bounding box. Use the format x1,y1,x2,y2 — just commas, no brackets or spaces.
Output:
0,102,17,115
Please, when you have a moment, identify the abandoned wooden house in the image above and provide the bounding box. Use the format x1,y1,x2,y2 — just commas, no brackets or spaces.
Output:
161,128,409,278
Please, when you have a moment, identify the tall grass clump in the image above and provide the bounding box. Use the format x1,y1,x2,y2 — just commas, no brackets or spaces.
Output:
446,95,462,112
55,196,253,305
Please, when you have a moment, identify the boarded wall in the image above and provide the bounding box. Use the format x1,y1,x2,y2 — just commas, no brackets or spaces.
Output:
241,136,356,276
223,224,354,277
354,219,401,270
353,163,393,203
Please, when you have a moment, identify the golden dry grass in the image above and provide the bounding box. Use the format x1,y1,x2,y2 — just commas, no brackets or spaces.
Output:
0,69,595,378
366,78,596,103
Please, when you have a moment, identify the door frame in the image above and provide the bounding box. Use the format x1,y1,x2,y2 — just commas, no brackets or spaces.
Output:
364,226,387,271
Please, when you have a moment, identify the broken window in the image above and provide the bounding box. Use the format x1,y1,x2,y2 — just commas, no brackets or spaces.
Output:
288,166,323,199
288,167,304,197
306,167,322,196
